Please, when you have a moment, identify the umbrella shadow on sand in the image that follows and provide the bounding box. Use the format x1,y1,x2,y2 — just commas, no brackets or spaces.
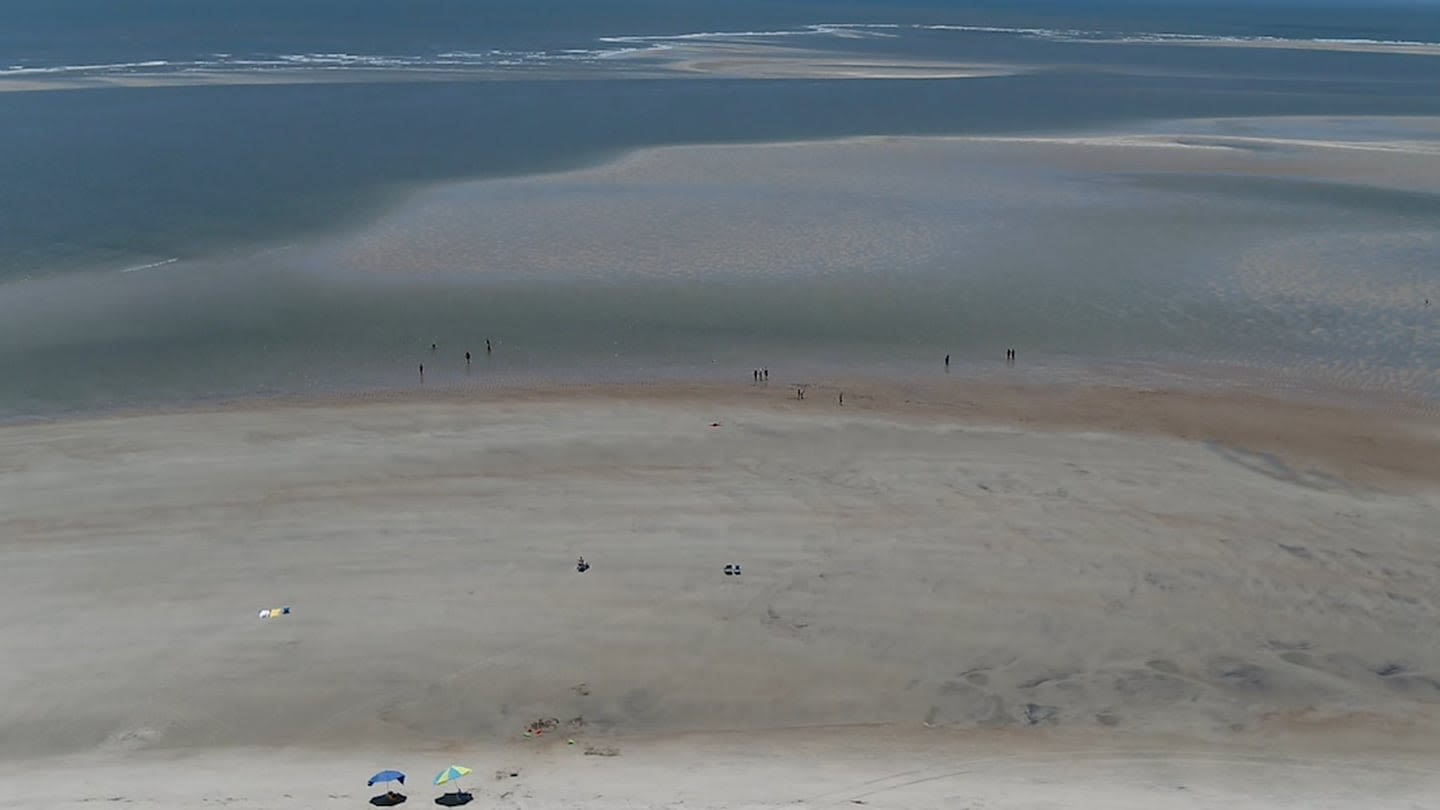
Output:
370,793,409,806
433,792,473,807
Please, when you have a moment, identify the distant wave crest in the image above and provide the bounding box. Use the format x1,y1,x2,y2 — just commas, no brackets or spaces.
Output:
913,23,1439,50
118,257,179,274
2,22,1435,83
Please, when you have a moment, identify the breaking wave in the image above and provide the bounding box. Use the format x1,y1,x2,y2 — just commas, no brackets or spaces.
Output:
3,22,1434,83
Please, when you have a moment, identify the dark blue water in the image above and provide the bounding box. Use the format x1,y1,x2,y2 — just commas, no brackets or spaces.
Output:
5,1,1440,62
4,60,1438,278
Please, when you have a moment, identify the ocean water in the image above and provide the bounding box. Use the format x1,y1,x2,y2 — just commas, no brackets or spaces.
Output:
2,0,1439,418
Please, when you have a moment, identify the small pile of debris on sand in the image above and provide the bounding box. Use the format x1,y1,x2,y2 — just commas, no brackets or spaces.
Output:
524,717,559,737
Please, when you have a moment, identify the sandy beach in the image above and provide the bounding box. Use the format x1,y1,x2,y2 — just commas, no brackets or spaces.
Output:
4,381,1440,807
7,2,1440,804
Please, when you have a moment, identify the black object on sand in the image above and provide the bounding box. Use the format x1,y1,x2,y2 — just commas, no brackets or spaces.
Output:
434,792,473,807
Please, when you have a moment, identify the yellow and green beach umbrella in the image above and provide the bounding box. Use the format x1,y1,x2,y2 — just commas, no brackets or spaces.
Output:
433,765,472,791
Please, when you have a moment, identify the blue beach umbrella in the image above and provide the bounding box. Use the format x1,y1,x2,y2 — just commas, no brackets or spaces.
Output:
368,770,407,789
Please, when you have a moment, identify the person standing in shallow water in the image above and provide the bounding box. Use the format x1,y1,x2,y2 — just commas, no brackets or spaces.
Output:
944,354,950,371
465,351,472,367
419,363,424,380
486,339,492,354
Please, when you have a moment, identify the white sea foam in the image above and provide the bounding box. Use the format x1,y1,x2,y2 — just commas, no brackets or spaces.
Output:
3,21,1435,85
599,29,818,43
591,22,1440,65
119,258,179,274
0,60,171,76
1312,36,1436,47
914,23,1440,51
598,23,895,45
919,24,1088,37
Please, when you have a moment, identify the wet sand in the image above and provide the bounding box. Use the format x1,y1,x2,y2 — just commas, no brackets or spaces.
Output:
6,122,1440,422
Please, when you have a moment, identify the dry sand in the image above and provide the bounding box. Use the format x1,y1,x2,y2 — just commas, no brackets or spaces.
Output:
3,382,1440,807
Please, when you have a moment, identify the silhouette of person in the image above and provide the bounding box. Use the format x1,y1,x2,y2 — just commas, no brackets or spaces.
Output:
431,343,437,351
839,392,844,406
419,363,425,378
763,368,768,381
486,339,492,354
465,351,472,364
944,354,950,370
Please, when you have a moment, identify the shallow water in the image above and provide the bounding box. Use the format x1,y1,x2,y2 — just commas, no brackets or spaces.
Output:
2,3,1440,419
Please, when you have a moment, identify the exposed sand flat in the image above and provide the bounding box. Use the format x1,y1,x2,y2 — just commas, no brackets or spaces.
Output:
3,384,1440,806
290,127,1440,404
323,125,1440,284
968,132,1440,157
0,42,1023,93
1137,37,1440,58
648,43,1021,79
